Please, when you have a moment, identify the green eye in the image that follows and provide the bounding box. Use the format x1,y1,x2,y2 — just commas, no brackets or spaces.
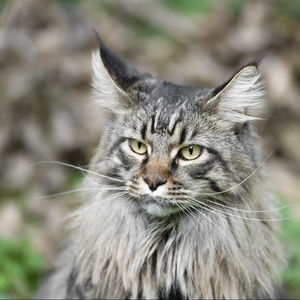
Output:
129,139,147,155
180,145,202,160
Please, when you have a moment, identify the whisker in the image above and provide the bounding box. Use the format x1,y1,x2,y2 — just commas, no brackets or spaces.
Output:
64,191,130,221
180,199,229,239
186,205,231,241
175,201,199,231
188,196,293,222
80,163,101,168
236,188,253,213
191,149,276,196
189,198,249,225
187,201,239,250
127,185,138,191
32,160,123,183
186,190,288,214
36,186,128,200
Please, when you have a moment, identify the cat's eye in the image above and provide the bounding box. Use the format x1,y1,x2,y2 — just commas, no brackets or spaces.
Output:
179,145,202,160
129,139,147,155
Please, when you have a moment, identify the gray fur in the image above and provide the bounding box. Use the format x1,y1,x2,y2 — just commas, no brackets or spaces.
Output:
37,40,283,299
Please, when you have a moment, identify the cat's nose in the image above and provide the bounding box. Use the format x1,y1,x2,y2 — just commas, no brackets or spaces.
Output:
143,175,167,192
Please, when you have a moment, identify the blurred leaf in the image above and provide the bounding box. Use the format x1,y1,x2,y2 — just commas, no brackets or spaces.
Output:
160,0,210,15
275,0,300,20
226,0,248,16
66,170,84,189
280,198,300,298
0,237,44,298
0,0,8,12
127,17,166,38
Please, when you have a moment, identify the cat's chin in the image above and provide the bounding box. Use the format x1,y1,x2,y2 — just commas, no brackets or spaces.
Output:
140,197,181,217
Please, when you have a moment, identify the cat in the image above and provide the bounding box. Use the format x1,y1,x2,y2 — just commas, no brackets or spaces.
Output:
36,32,283,299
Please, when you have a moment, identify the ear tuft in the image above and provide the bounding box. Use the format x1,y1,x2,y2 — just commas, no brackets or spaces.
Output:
211,65,265,124
91,51,132,113
91,31,152,114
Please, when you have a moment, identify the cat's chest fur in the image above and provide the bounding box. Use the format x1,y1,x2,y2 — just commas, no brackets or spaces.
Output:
69,203,269,299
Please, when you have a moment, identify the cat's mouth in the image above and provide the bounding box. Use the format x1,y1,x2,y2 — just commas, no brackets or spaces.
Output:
140,196,182,217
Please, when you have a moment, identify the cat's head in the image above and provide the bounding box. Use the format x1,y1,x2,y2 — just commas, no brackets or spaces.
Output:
91,33,265,217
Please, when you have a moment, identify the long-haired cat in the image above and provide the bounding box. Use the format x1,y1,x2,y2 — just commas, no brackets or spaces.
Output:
37,33,283,299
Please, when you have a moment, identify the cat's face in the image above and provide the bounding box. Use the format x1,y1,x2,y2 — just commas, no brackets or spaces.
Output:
105,90,232,217
92,34,264,217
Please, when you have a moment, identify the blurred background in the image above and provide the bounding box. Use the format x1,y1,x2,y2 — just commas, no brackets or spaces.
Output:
0,0,299,298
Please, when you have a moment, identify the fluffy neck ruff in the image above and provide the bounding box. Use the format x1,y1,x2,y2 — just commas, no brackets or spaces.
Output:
70,188,280,299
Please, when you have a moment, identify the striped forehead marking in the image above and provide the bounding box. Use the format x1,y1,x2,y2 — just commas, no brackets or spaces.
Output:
149,108,186,136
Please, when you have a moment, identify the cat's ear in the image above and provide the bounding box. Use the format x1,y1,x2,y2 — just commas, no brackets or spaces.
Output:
206,64,265,126
91,32,151,113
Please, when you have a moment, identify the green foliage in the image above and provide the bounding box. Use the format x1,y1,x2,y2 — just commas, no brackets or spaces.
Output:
275,0,300,20
0,237,44,299
160,0,248,16
66,169,84,188
226,0,248,16
160,0,210,15
280,203,300,298
126,17,166,38
0,0,8,11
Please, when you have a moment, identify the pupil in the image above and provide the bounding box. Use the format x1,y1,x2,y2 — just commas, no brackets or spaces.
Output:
189,146,193,155
138,142,142,149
